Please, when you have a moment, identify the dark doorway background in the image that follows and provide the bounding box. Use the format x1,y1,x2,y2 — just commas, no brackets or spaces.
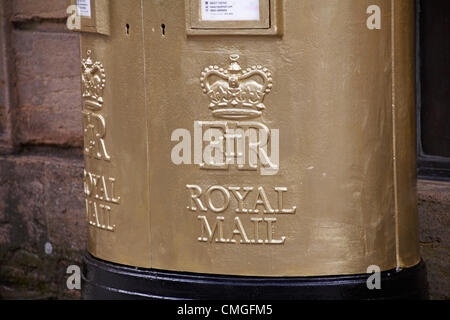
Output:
416,0,450,180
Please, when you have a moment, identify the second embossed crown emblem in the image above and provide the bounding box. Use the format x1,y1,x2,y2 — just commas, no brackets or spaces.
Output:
81,50,106,110
200,54,273,120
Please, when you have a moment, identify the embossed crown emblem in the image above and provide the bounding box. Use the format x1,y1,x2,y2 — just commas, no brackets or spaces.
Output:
200,54,273,120
81,50,106,110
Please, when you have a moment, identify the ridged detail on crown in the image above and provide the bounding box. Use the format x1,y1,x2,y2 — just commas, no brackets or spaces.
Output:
200,54,273,120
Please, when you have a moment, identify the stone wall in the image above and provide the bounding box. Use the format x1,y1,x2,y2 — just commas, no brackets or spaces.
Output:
0,0,85,299
0,0,448,300
418,180,450,300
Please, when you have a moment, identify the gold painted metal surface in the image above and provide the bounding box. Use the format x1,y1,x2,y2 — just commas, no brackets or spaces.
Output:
392,0,421,267
80,0,150,268
75,0,421,276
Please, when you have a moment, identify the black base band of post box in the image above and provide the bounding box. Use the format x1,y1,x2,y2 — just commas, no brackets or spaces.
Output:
82,253,429,300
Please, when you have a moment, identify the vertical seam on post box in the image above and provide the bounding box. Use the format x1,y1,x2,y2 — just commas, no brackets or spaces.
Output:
140,0,152,267
391,0,400,269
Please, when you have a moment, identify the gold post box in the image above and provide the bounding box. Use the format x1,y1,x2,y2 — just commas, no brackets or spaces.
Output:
70,0,428,299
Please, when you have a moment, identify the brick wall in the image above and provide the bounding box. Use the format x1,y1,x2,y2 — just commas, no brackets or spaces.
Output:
0,0,448,300
0,0,85,299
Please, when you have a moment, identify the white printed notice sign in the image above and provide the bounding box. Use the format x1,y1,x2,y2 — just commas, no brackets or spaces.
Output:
201,0,260,21
77,0,92,17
